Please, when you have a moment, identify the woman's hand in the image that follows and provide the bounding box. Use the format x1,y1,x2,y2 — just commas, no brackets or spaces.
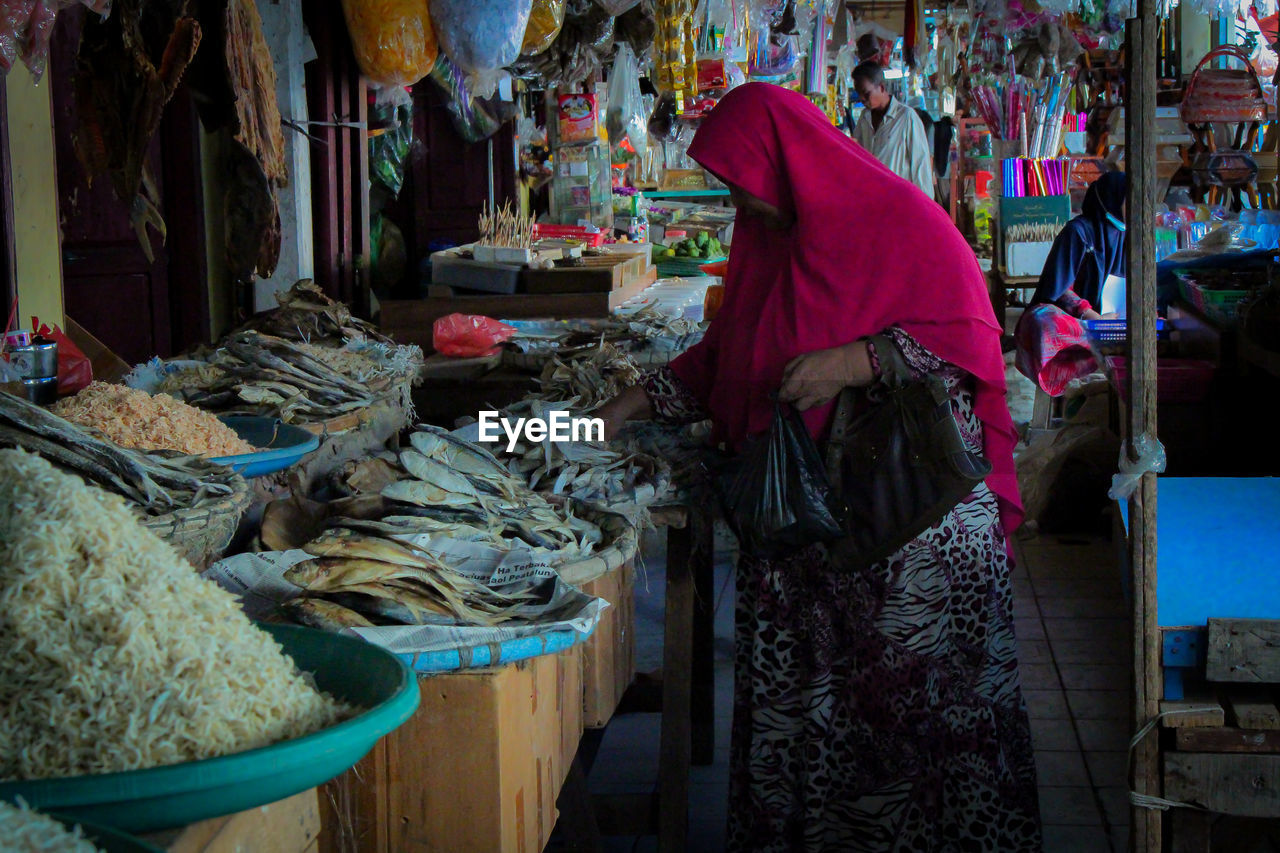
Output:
1080,308,1103,321
779,341,873,411
594,384,653,441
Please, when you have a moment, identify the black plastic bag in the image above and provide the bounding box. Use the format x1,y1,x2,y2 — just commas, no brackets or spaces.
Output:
718,397,844,558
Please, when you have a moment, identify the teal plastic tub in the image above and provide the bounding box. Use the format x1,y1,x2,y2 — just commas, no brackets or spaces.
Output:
49,814,163,852
0,624,419,833
211,416,320,478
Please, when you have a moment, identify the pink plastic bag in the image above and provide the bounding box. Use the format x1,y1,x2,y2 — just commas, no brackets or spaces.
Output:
431,313,516,358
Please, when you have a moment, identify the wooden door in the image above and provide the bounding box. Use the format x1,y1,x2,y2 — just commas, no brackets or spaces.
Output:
408,82,517,251
48,7,208,365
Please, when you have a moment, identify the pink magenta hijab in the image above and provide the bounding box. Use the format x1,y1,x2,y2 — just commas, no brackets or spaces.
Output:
670,83,1024,535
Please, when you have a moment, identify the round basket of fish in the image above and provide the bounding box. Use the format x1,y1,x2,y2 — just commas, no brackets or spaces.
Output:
140,475,253,571
210,425,641,673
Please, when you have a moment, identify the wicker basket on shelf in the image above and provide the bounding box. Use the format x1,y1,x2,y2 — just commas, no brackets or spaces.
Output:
141,476,253,571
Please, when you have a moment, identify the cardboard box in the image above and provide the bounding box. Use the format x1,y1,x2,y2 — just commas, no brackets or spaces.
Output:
64,316,130,384
319,651,578,853
579,561,636,728
1004,241,1054,277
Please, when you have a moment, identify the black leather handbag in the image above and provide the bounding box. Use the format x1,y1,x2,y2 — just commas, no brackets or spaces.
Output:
823,334,992,570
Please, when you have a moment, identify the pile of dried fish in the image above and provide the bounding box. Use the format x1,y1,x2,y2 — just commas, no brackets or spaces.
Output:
169,330,387,423
236,280,394,345
486,398,670,508
534,342,644,412
281,528,539,630
0,390,239,516
375,425,604,557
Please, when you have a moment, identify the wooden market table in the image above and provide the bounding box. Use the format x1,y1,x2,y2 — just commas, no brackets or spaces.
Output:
140,789,320,852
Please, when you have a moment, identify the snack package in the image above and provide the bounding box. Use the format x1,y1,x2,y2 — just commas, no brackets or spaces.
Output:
521,0,566,56
341,0,438,87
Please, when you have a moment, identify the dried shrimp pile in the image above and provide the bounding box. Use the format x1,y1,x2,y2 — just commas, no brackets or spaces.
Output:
0,449,350,781
0,801,101,853
52,382,255,457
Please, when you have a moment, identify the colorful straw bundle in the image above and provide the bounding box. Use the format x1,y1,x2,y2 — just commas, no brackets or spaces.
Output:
1001,158,1068,197
970,70,1075,158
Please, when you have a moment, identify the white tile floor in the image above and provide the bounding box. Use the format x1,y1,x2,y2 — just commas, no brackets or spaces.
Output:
577,526,1132,853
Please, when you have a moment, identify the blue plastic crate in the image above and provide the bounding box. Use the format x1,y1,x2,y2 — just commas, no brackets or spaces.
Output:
1084,318,1168,343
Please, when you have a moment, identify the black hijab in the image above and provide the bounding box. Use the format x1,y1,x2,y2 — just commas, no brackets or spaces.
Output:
1032,172,1127,307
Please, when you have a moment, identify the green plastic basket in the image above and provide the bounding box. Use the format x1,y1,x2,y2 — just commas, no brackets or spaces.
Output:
655,254,727,277
0,624,419,833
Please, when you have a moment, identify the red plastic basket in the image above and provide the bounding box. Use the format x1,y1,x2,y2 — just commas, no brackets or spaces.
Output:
532,224,606,247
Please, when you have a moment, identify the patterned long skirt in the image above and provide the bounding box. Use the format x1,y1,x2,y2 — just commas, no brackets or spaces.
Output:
726,484,1042,852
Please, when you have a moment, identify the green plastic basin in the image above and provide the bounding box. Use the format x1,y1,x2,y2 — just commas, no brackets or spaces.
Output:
48,814,163,852
0,624,419,833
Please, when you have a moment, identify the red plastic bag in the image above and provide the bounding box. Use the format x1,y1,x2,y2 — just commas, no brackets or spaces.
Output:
432,313,516,358
33,318,93,396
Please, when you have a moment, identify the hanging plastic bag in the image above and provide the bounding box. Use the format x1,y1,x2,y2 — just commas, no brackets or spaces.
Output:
427,55,504,143
522,0,566,56
607,43,648,160
369,100,413,196
429,0,533,98
1,0,105,82
432,314,518,358
31,319,92,396
717,397,844,557
341,0,438,87
595,0,642,13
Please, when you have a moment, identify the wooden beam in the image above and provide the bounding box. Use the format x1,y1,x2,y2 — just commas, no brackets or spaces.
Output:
1126,0,1161,848
659,521,694,850
1165,753,1280,818
1223,687,1280,731
1176,727,1280,753
1208,619,1280,683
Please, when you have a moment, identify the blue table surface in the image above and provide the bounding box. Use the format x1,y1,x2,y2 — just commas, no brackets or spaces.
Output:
1119,478,1280,627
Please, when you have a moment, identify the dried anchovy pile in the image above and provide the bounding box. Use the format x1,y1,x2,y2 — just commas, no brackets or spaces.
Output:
172,331,386,424
0,391,241,516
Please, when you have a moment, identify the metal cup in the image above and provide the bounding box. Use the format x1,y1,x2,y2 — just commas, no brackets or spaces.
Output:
22,376,58,405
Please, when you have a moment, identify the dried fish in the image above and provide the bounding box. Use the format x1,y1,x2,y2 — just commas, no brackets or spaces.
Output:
280,597,375,631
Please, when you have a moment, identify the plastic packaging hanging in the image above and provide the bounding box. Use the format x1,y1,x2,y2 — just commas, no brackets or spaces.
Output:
369,95,414,197
429,0,533,98
0,0,107,82
717,397,845,557
607,42,648,160
521,0,566,56
1108,433,1167,501
340,0,438,87
426,55,503,143
595,0,643,13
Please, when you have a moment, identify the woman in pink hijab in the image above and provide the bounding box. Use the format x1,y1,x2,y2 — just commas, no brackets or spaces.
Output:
598,83,1040,852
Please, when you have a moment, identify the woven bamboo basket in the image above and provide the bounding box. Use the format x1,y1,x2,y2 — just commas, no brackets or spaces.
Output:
141,476,254,571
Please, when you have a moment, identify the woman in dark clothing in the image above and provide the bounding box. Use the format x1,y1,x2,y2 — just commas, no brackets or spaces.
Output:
1030,171,1127,319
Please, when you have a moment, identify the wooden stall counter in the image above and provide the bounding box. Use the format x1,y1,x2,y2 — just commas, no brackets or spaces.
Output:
140,789,320,852
319,646,582,853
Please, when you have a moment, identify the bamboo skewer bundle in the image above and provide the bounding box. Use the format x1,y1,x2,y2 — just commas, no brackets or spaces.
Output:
477,201,535,250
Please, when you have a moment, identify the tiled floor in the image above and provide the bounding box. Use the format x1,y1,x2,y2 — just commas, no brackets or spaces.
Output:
579,526,1131,853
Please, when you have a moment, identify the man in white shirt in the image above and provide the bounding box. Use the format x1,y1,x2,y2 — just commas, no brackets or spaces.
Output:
851,61,936,200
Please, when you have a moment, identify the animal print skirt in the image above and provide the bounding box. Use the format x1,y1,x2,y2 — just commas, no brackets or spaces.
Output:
725,485,1042,852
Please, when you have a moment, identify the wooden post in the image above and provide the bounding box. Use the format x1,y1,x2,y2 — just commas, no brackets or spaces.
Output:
1126,2,1161,851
